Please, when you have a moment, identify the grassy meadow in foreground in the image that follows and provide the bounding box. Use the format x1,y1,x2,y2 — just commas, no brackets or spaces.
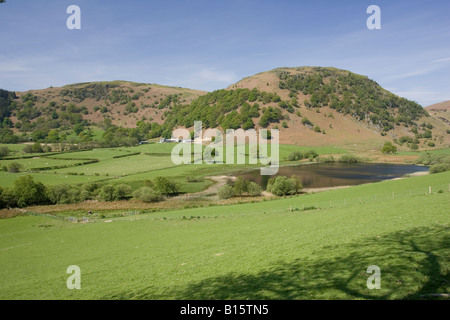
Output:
0,171,448,300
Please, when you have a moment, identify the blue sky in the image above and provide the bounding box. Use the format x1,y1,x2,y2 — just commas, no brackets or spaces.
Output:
0,0,449,106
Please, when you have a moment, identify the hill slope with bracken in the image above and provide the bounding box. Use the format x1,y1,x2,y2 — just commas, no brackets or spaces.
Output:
222,67,450,148
1,67,449,150
220,67,447,148
426,100,450,125
424,100,450,146
14,81,207,128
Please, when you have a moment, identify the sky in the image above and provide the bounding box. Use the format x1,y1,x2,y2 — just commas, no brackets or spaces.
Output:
0,0,449,106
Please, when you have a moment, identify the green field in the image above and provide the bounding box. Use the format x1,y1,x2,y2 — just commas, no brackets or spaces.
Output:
0,157,88,171
0,171,448,299
0,143,348,189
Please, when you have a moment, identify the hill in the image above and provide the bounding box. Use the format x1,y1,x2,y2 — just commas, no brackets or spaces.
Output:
0,82,207,146
426,101,450,126
424,100,450,146
206,67,447,148
426,100,450,112
1,67,449,150
14,81,206,128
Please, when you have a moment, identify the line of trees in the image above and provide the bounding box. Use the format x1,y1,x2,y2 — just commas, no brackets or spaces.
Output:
286,150,319,161
217,175,304,199
0,176,181,209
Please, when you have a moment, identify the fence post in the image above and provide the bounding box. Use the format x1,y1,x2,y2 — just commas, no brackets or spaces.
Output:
429,186,432,194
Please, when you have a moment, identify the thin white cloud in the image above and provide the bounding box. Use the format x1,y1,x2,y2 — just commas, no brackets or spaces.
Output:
385,67,435,81
392,88,449,106
0,62,30,73
195,68,237,84
433,57,450,63
161,66,238,91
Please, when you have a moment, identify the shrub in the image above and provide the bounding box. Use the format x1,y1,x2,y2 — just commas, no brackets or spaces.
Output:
233,177,248,196
317,155,335,163
303,150,319,160
338,154,362,163
98,185,116,202
0,146,9,158
46,184,88,204
266,175,302,196
287,151,303,161
153,177,180,195
32,142,44,153
113,184,131,200
313,125,321,133
399,136,413,145
14,175,48,207
98,184,131,202
0,187,4,209
429,163,450,174
23,145,33,153
415,153,450,166
47,184,72,204
381,142,397,154
218,185,235,199
132,187,162,203
247,182,262,197
301,117,313,126
0,187,16,208
7,162,22,173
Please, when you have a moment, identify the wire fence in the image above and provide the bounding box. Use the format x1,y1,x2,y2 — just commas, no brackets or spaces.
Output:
287,182,450,212
21,183,449,221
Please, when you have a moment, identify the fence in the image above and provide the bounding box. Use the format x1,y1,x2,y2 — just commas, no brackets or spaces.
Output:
287,182,450,212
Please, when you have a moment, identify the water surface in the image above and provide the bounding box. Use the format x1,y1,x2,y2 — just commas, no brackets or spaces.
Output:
237,163,429,189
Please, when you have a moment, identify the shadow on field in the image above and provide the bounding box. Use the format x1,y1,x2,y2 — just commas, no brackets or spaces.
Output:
107,225,449,300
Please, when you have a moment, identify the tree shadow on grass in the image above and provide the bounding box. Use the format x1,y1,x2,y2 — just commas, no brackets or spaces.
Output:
106,225,449,300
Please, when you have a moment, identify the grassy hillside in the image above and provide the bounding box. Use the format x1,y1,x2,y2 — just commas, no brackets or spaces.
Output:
0,171,448,299
1,67,448,150
426,101,450,144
